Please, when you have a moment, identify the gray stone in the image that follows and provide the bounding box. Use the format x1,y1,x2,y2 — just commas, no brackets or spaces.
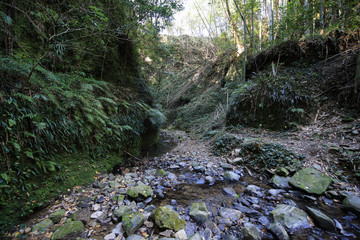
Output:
242,223,263,240
126,235,145,240
49,209,66,224
267,222,289,240
32,219,54,232
189,202,210,223
305,207,336,231
205,176,215,185
219,208,243,222
223,187,237,197
269,175,291,189
51,220,84,240
246,185,263,197
342,194,360,217
104,232,117,240
188,233,202,240
109,180,120,188
113,206,132,219
174,229,187,240
289,168,332,195
269,189,285,196
223,171,240,181
91,211,106,221
122,212,145,235
271,204,311,230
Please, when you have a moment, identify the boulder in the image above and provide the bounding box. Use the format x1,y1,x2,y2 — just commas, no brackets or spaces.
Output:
122,212,145,235
219,208,243,222
342,194,360,217
271,204,311,230
242,223,263,240
223,171,241,181
32,219,54,232
269,175,291,189
267,222,289,240
305,207,335,231
51,220,84,240
49,209,66,224
289,168,332,194
154,206,186,231
127,184,153,199
113,206,132,219
189,202,210,223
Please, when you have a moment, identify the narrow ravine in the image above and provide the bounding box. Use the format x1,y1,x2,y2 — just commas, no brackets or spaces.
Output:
12,131,360,240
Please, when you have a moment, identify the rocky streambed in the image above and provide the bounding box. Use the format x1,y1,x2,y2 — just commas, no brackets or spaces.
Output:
12,131,360,240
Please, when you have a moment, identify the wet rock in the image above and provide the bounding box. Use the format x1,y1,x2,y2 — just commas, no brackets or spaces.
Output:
289,168,332,195
305,206,336,231
242,223,263,240
267,222,289,240
174,229,187,240
122,212,145,235
234,204,262,218
219,208,243,222
127,183,153,199
269,175,291,189
113,206,132,219
154,189,165,199
51,220,84,240
49,209,66,224
223,187,237,197
32,219,54,232
189,202,210,223
246,185,263,197
223,171,240,181
188,232,202,240
126,235,145,240
271,204,311,230
342,194,360,217
154,206,186,231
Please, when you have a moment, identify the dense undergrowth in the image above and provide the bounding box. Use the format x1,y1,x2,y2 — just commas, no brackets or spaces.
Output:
0,57,164,233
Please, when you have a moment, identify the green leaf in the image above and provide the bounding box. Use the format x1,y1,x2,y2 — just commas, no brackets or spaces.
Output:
25,151,34,159
8,119,16,127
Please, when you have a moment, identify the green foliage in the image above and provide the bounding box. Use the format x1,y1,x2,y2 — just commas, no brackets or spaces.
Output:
212,134,242,156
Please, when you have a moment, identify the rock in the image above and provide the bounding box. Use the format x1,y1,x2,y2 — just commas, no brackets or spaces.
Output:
305,207,336,231
223,187,237,197
91,211,105,221
269,175,291,189
104,232,117,240
223,171,240,181
219,208,243,222
242,223,263,240
167,172,177,180
205,176,215,185
342,194,360,217
267,222,289,240
32,219,54,232
154,206,186,231
51,220,84,240
127,184,153,199
113,206,132,219
24,227,31,234
122,212,145,235
289,168,332,195
112,223,124,235
276,167,289,176
188,233,202,240
271,204,311,230
49,209,66,224
92,204,101,211
126,235,145,240
174,229,187,240
229,158,243,165
220,163,233,170
189,202,210,223
109,180,120,188
268,189,285,196
246,185,263,197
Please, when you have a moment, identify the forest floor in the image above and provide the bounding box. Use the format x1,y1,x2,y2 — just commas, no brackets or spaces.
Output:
10,113,360,240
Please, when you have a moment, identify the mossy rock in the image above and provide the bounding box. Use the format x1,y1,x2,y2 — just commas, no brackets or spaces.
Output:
122,212,145,235
32,219,54,232
289,168,332,195
154,206,186,231
51,220,84,240
113,206,132,219
127,184,153,199
189,202,210,223
156,169,167,177
49,209,66,224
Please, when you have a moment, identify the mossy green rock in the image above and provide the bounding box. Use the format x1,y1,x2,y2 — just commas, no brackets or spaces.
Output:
189,202,210,223
51,220,84,240
127,184,153,198
113,206,132,219
32,219,54,232
156,169,166,177
49,209,66,224
122,212,145,235
154,206,186,231
289,168,332,194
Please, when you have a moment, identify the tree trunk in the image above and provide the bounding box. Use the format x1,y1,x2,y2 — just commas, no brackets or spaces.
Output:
243,0,247,81
225,0,243,55
355,53,360,102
